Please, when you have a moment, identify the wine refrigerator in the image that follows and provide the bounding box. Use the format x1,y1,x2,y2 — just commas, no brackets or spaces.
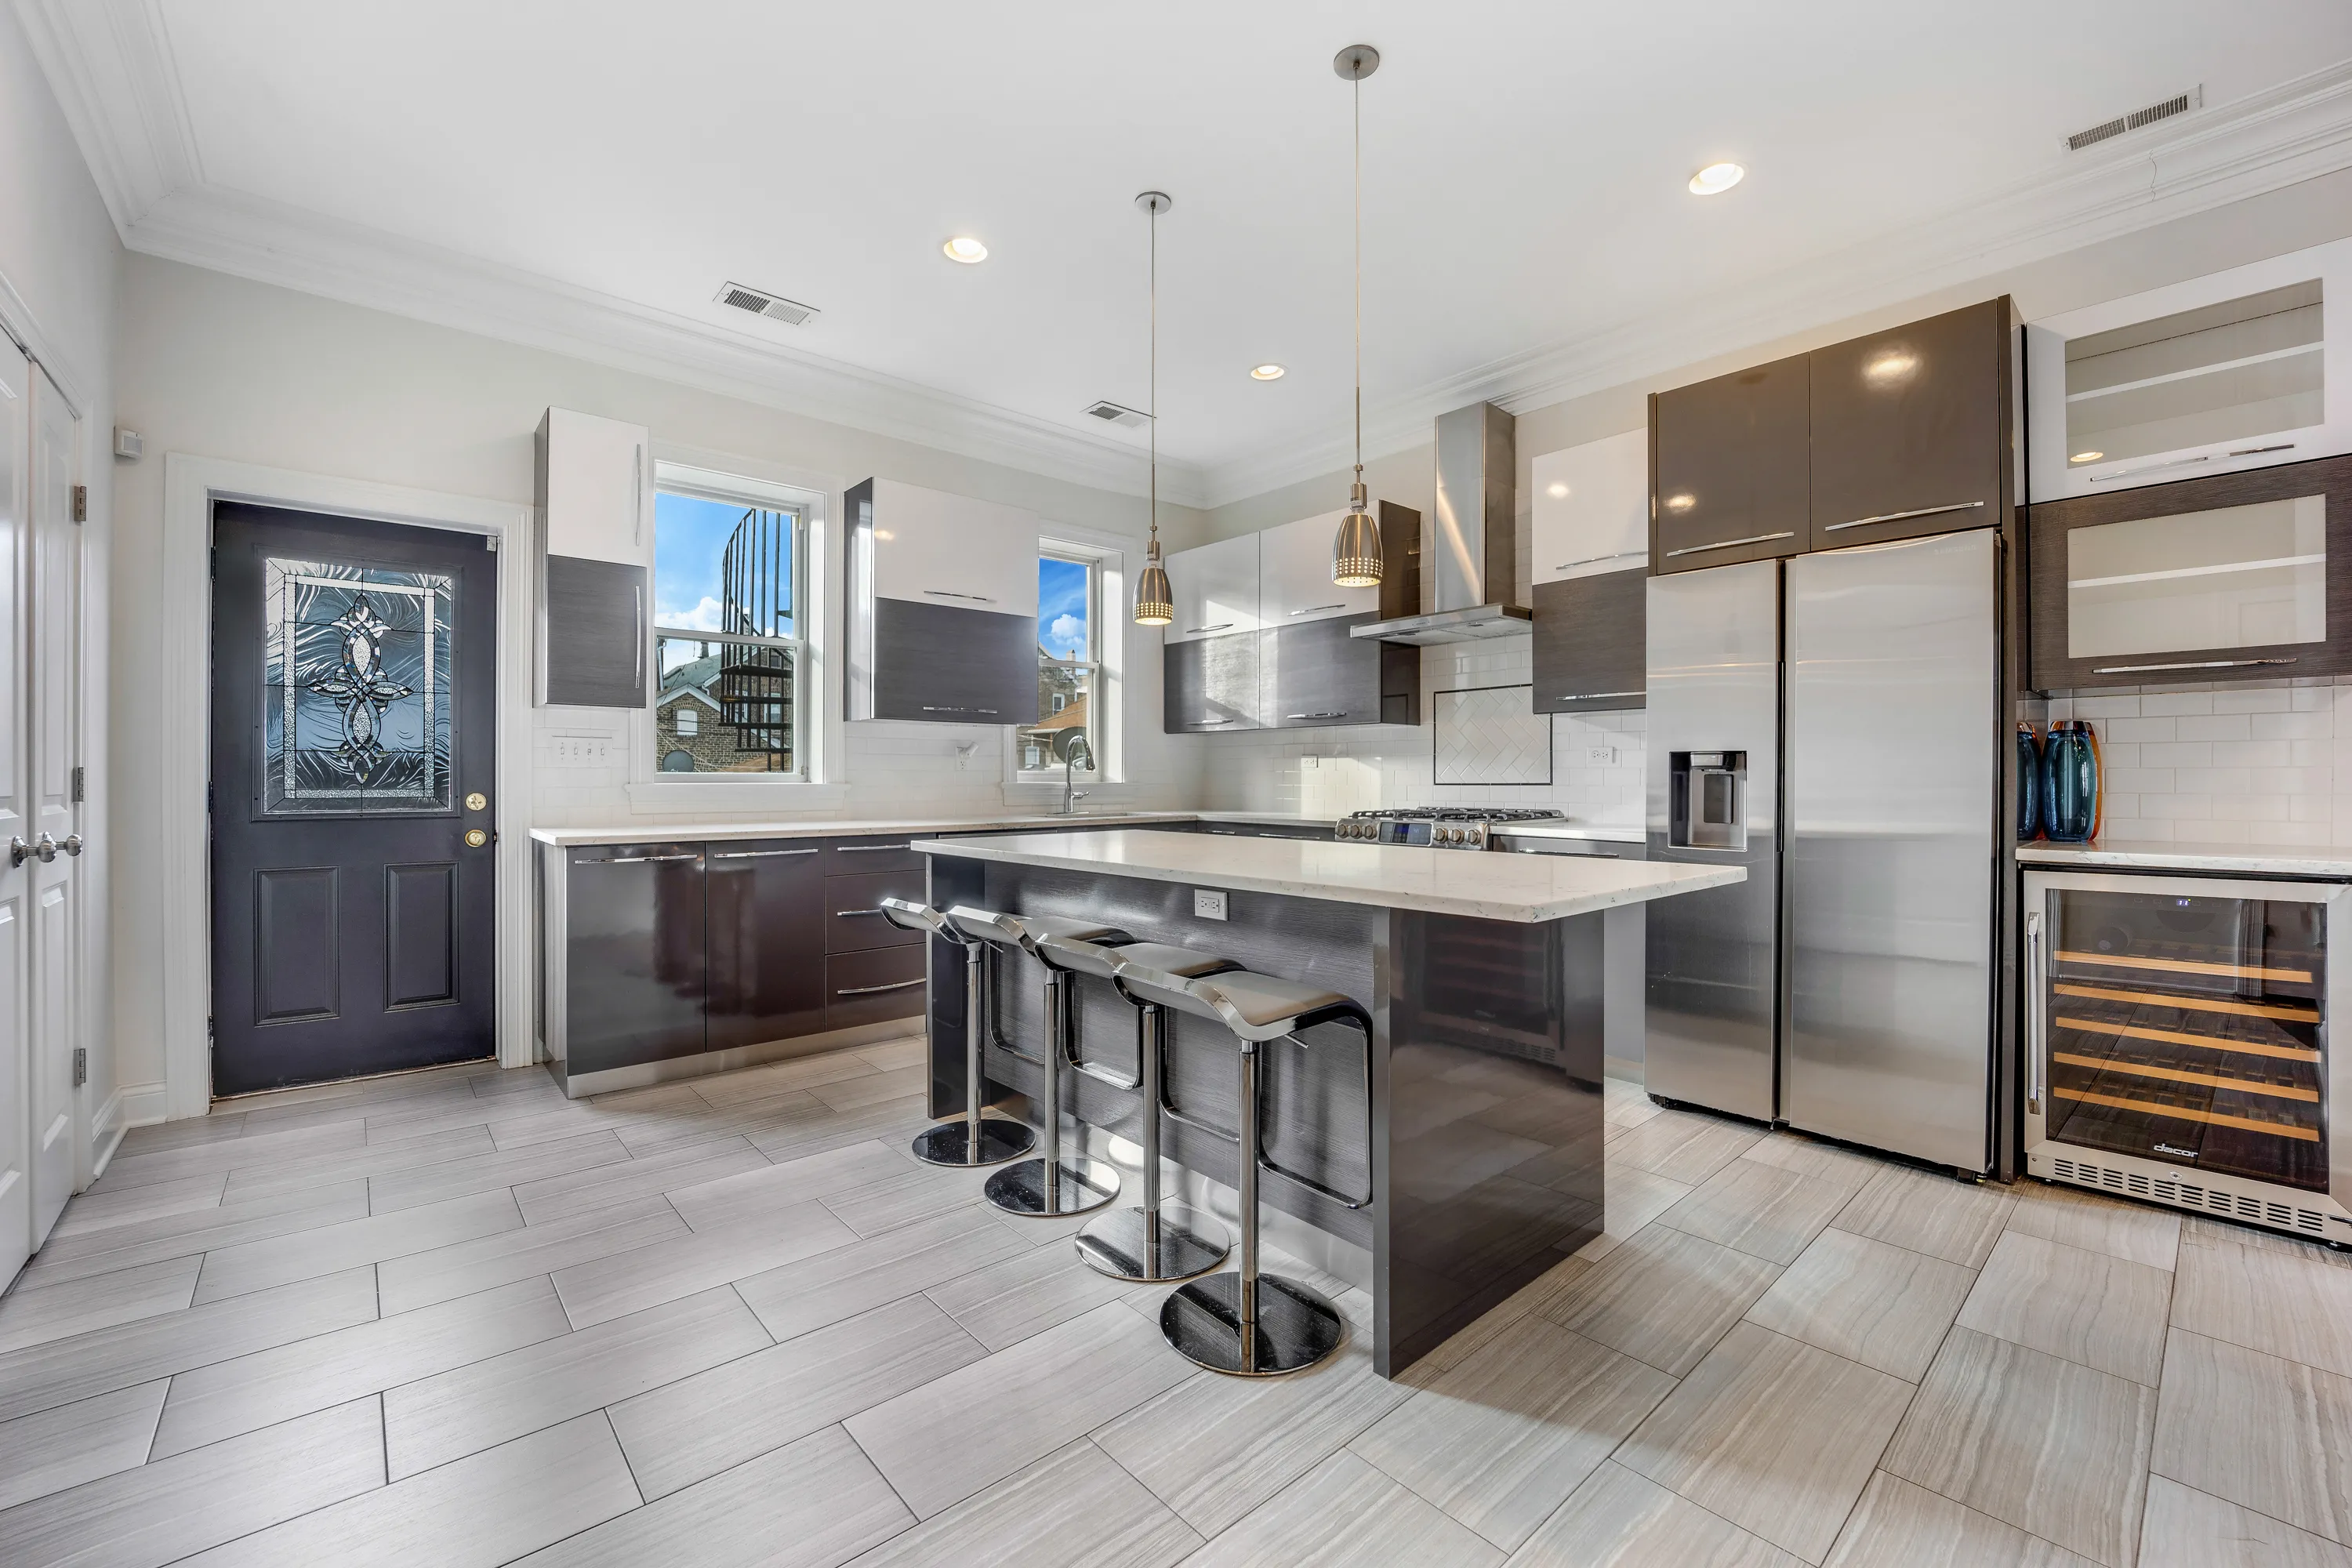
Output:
2024,869,2351,1244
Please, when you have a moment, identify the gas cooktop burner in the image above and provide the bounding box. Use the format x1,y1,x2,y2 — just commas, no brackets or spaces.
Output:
1336,806,1566,848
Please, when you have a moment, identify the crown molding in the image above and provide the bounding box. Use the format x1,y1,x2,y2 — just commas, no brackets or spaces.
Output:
1194,56,2352,507
13,0,201,233
128,184,1214,507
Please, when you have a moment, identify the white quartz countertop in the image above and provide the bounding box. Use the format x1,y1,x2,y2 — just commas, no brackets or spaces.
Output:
527,811,1296,848
915,828,1742,923
2017,840,2352,879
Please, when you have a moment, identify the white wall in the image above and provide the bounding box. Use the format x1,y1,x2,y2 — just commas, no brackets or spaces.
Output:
0,3,122,1143
107,252,1211,1101
1196,168,2352,825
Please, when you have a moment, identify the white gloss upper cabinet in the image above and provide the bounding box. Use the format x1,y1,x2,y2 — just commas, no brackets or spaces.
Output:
1258,512,1377,626
1532,430,1649,584
2029,234,2352,502
538,408,651,565
865,477,1040,615
1164,533,1262,644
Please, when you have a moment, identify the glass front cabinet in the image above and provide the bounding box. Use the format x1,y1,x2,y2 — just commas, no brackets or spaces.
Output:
2024,868,2352,1243
2027,452,2352,690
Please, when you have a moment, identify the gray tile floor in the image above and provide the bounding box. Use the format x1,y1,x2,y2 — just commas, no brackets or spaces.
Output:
2,1038,2348,1566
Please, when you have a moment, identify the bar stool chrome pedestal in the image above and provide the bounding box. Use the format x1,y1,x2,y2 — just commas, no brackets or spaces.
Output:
877,897,1035,1168
1037,933,1240,1284
1112,961,1374,1377
951,909,1134,1218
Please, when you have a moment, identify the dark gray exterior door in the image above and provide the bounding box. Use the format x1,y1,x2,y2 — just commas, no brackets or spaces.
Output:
209,504,498,1096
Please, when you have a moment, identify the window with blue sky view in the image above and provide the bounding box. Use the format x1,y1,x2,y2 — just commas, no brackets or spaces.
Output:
1039,555,1090,659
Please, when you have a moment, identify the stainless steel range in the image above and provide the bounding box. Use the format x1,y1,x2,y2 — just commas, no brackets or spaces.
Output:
1336,807,1566,851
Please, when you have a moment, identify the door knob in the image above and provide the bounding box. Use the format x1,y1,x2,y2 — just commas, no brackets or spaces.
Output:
7,837,24,867
30,834,56,863
60,834,82,858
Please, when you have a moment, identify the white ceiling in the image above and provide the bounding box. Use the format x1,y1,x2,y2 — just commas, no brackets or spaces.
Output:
21,1,2352,505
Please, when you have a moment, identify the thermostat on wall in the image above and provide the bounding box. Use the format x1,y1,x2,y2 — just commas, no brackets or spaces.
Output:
113,427,143,460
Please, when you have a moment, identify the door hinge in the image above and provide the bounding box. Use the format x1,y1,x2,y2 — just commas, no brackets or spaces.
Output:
71,765,83,804
71,485,86,523
71,1047,85,1087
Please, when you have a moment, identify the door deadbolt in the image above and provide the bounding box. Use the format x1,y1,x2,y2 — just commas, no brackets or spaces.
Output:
464,828,488,848
465,793,488,812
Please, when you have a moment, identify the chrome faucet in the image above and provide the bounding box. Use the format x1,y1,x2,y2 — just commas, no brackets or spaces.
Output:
1062,737,1093,815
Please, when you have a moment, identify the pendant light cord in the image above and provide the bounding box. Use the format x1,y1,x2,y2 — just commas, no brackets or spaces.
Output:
1149,198,1158,551
1352,69,1363,507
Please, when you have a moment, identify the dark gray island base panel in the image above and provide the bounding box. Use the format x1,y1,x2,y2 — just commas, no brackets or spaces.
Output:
922,857,1606,1378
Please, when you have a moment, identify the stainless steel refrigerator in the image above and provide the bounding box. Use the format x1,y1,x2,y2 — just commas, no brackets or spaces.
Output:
1645,528,2001,1174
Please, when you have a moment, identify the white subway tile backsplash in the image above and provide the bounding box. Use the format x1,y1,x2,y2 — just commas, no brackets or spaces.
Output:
2139,742,2215,768
2211,688,2293,713
2173,713,2251,743
2141,691,2217,717
2101,717,2176,743
2252,710,2335,742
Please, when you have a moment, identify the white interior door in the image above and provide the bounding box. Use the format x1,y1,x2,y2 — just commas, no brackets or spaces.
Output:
27,365,78,1247
0,343,31,1285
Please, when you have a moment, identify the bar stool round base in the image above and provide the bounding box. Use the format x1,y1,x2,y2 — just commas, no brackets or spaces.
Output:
1074,1203,1230,1283
909,1117,1036,1168
984,1156,1123,1218
1160,1270,1345,1377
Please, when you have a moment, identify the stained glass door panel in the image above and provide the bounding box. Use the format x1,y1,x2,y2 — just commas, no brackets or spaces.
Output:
263,558,453,814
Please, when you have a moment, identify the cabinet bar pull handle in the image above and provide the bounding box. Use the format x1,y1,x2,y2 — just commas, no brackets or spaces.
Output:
633,581,644,691
922,589,997,603
920,705,1000,717
1189,718,1237,727
1824,500,1984,532
2026,909,2045,1115
598,852,700,864
1663,530,1795,558
1552,551,1646,571
834,843,912,854
1555,690,1644,702
1184,622,1234,634
837,978,925,996
1287,604,1347,617
2088,657,2298,674
709,847,818,859
1285,712,1347,720
836,907,888,918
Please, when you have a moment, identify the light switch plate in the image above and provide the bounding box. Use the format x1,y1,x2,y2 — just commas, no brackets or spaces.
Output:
1193,889,1229,921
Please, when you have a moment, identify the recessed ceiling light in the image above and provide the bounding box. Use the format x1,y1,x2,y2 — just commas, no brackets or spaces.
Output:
1546,482,1570,499
1250,363,1287,381
942,235,989,264
2071,450,2104,463
1688,162,1745,196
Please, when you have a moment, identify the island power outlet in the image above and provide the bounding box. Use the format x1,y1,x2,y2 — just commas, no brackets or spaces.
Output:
1193,889,1229,921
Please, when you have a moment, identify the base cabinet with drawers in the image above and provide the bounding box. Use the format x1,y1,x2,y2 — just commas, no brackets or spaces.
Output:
539,831,935,1096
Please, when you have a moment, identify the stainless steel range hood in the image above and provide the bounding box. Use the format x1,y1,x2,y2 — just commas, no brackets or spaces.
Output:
1351,401,1530,644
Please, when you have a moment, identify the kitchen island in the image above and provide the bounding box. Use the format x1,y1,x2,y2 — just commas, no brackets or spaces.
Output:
913,827,1744,1376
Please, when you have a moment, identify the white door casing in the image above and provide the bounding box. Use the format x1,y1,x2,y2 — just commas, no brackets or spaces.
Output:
0,342,29,1284
27,365,75,1247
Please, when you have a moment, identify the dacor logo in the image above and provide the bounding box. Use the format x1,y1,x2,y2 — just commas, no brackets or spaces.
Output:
2153,1143,2198,1160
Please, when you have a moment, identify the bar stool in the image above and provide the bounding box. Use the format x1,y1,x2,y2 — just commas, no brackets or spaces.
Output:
877,897,1036,1168
1111,960,1374,1377
1036,932,1240,1284
949,909,1134,1218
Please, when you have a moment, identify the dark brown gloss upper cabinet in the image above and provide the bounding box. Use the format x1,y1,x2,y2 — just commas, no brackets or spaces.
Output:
1532,572,1645,714
1809,300,2006,550
1651,353,1810,574
1265,613,1420,728
2027,453,2352,691
1163,631,1265,733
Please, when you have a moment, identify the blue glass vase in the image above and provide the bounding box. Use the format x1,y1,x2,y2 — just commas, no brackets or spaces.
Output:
2016,723,2042,841
2042,720,2100,844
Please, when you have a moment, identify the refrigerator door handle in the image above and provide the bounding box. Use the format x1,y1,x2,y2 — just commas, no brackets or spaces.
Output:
2025,908,2045,1116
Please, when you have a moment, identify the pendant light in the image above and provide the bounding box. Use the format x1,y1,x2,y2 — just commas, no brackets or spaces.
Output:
1330,43,1382,588
1132,190,1175,625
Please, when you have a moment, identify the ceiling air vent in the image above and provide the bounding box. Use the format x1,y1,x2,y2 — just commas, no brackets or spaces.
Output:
1083,401,1149,429
2066,86,2201,151
714,281,818,326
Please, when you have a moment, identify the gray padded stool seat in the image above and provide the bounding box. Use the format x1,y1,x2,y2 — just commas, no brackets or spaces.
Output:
1035,935,1241,1283
877,897,1035,1168
1110,960,1374,1377
947,909,1134,1218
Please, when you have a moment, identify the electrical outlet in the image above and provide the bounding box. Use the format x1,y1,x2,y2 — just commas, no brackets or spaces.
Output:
1585,745,1617,765
548,731,617,768
1193,889,1229,921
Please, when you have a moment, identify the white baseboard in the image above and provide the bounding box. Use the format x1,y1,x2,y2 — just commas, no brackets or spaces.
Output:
94,1081,167,1178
